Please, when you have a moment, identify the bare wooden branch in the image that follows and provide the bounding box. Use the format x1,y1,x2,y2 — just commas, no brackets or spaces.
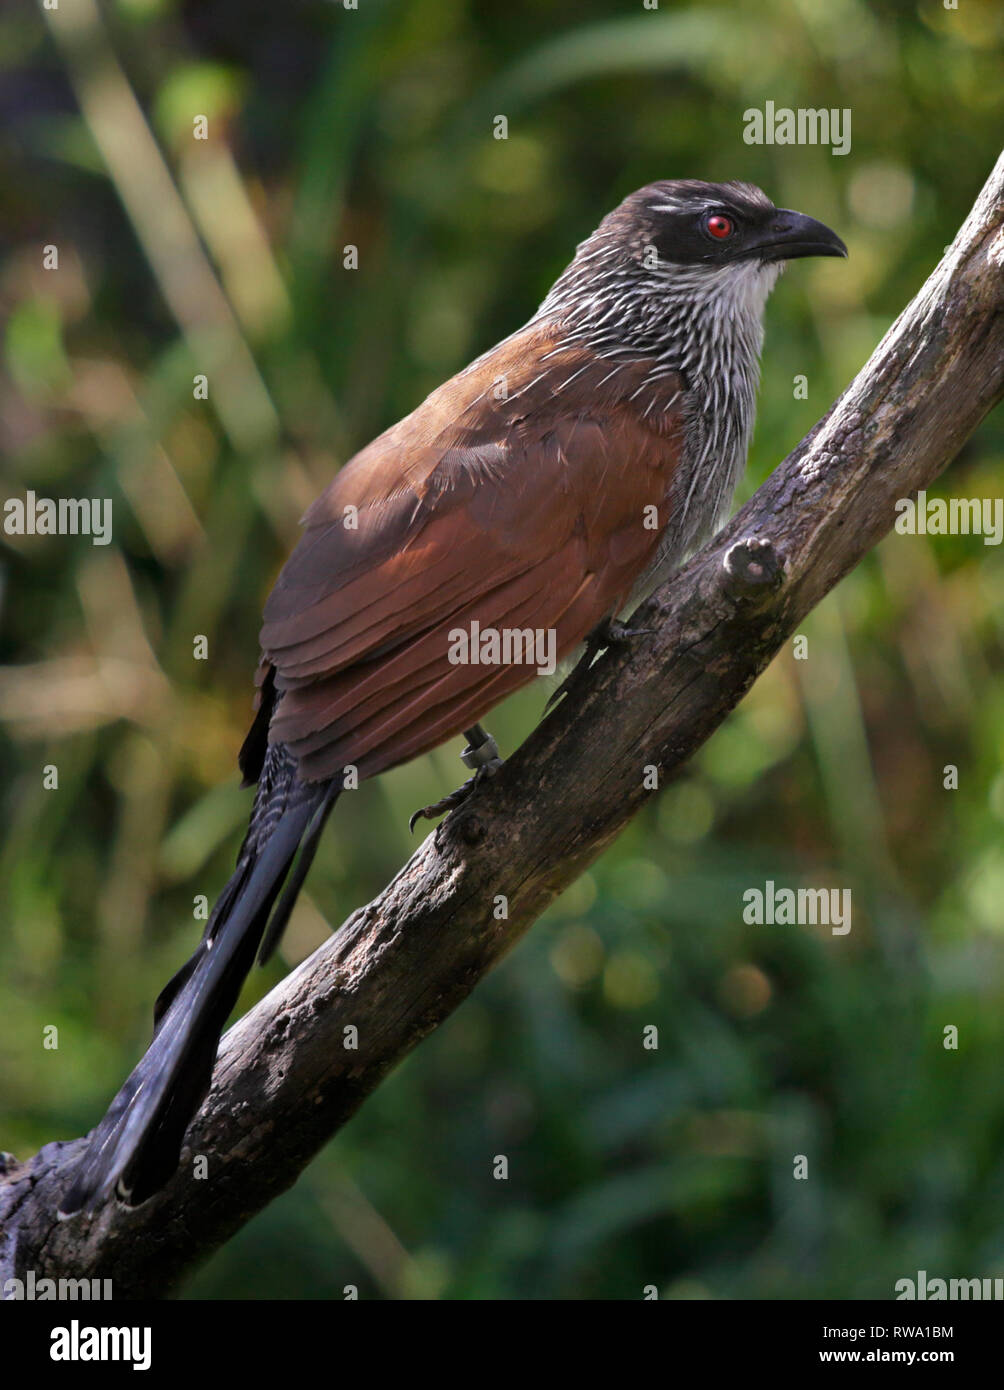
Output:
3,152,1002,1299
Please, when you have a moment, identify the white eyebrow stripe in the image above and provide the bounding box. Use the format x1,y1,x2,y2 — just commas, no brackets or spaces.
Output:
649,199,772,217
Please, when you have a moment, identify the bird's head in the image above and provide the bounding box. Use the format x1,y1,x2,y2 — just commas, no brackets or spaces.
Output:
623,178,848,271
540,179,846,352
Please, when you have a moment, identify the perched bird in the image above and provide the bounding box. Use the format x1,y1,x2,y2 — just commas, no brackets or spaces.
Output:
60,179,846,1214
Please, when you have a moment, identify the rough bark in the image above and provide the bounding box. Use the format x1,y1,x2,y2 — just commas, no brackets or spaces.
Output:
3,152,1002,1299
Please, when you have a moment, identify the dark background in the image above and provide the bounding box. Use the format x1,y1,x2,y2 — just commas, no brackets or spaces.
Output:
1,0,1002,1299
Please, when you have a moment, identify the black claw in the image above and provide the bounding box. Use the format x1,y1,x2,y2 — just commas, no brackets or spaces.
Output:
597,617,656,645
544,617,653,714
409,733,504,832
544,669,582,715
409,777,477,832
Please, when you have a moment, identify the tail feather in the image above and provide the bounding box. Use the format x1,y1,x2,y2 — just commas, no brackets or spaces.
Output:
258,780,340,966
61,752,338,1216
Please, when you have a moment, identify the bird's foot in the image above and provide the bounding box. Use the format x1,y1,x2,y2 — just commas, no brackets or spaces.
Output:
409,726,504,832
544,616,653,714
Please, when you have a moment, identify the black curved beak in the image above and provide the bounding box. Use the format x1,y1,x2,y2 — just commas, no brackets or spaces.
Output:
746,209,848,263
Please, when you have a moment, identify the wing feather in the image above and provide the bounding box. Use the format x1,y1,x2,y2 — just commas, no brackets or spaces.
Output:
256,323,685,782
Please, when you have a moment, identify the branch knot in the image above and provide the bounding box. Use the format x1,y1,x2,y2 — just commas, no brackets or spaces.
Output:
722,536,785,604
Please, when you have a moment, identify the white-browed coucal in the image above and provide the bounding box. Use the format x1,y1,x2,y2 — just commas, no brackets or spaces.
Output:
61,179,846,1214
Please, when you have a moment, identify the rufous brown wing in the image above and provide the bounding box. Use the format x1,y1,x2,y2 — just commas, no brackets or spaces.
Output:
257,320,685,782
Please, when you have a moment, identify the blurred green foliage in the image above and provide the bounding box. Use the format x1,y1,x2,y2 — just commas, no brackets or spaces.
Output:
1,0,1002,1299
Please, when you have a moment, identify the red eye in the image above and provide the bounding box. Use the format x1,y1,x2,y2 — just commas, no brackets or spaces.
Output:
706,214,733,239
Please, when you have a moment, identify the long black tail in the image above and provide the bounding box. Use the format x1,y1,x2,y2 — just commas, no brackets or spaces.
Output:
60,745,339,1215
